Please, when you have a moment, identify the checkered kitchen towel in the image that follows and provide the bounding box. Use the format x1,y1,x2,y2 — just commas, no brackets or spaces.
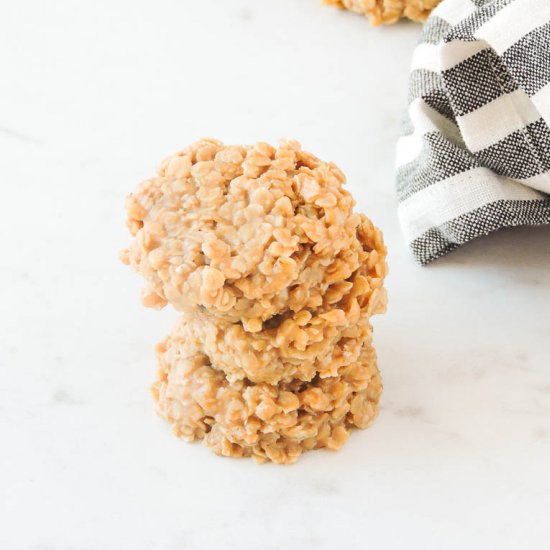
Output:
397,0,550,264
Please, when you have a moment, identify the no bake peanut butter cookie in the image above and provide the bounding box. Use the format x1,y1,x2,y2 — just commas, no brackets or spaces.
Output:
153,317,382,464
324,0,441,24
122,139,386,326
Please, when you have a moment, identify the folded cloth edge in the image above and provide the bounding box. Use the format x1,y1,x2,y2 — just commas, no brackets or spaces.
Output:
397,0,550,264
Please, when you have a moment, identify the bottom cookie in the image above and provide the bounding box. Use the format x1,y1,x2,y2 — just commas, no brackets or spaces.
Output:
152,319,382,464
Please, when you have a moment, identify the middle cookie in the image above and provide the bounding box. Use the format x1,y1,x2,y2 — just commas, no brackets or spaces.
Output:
182,310,374,384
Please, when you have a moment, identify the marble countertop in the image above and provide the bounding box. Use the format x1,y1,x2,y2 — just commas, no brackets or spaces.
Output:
2,1,550,549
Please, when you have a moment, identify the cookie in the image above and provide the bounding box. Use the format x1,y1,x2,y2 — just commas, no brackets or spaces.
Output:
324,0,441,25
121,139,386,327
152,318,382,464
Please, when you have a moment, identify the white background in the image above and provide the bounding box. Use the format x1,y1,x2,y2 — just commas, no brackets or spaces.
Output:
1,1,550,549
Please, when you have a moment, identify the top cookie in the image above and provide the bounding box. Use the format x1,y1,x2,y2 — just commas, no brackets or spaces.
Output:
121,139,386,329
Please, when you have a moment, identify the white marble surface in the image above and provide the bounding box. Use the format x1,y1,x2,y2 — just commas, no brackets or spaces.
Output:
2,1,550,549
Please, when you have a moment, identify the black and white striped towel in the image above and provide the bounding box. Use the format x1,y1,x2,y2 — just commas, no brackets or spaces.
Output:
397,0,550,264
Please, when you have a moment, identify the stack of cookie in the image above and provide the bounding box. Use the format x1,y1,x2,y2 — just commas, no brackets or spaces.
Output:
121,138,388,464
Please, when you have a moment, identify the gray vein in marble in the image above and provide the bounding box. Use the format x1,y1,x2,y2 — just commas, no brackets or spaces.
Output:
238,7,253,20
0,124,43,145
51,388,82,406
305,477,341,496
